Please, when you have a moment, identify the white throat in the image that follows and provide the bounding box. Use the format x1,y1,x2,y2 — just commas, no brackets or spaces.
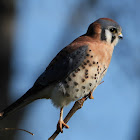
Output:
105,29,119,47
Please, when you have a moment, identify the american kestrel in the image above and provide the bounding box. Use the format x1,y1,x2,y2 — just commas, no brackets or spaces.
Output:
0,18,123,133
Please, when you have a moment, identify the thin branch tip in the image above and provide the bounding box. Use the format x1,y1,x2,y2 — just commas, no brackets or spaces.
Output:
0,128,34,136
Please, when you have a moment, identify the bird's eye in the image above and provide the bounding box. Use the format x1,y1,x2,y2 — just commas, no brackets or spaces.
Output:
110,28,117,33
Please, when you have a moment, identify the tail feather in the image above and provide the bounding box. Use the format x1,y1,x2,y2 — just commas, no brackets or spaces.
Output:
0,86,40,120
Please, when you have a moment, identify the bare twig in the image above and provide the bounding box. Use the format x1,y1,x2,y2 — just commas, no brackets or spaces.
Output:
0,128,34,136
48,95,88,140
99,81,104,85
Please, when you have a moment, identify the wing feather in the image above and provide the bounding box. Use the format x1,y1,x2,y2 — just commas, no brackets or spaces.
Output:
34,45,88,87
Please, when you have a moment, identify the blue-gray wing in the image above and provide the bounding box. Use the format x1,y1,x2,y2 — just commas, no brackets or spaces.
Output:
34,45,88,87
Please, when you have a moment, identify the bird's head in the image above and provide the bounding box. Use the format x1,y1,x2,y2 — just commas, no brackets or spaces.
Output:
86,18,123,47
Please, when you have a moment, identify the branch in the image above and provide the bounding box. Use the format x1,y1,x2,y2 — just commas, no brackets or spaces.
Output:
0,128,34,135
48,95,89,140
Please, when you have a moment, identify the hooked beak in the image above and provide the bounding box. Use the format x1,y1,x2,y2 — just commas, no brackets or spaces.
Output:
118,32,123,39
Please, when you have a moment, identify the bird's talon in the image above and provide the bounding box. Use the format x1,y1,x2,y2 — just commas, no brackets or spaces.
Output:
89,92,94,99
57,120,69,133
89,95,94,99
63,122,69,129
57,121,63,133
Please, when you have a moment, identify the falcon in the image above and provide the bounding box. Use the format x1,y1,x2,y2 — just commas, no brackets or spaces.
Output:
0,18,123,133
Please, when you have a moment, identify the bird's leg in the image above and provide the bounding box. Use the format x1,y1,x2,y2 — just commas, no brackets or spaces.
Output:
89,81,104,99
57,107,69,133
88,89,94,99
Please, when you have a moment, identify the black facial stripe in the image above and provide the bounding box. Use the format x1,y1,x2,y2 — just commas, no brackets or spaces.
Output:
111,35,116,43
101,28,106,41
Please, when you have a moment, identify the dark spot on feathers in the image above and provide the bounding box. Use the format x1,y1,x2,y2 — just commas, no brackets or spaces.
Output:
75,89,79,92
89,83,92,86
77,68,80,71
86,54,89,56
91,56,93,58
87,60,90,63
72,73,76,77
74,82,78,86
89,64,92,66
68,77,71,81
85,76,88,78
89,50,91,52
97,62,98,64
82,79,85,82
93,61,95,64
82,86,85,89
82,65,85,69
95,74,97,76
85,72,88,75
84,62,87,65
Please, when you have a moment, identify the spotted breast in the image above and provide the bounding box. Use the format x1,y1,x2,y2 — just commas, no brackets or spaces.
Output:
50,36,114,107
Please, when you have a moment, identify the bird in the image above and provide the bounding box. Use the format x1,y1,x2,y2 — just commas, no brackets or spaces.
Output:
0,18,123,133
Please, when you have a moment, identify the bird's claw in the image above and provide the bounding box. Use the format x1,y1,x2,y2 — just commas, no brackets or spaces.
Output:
88,91,94,99
57,120,69,133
